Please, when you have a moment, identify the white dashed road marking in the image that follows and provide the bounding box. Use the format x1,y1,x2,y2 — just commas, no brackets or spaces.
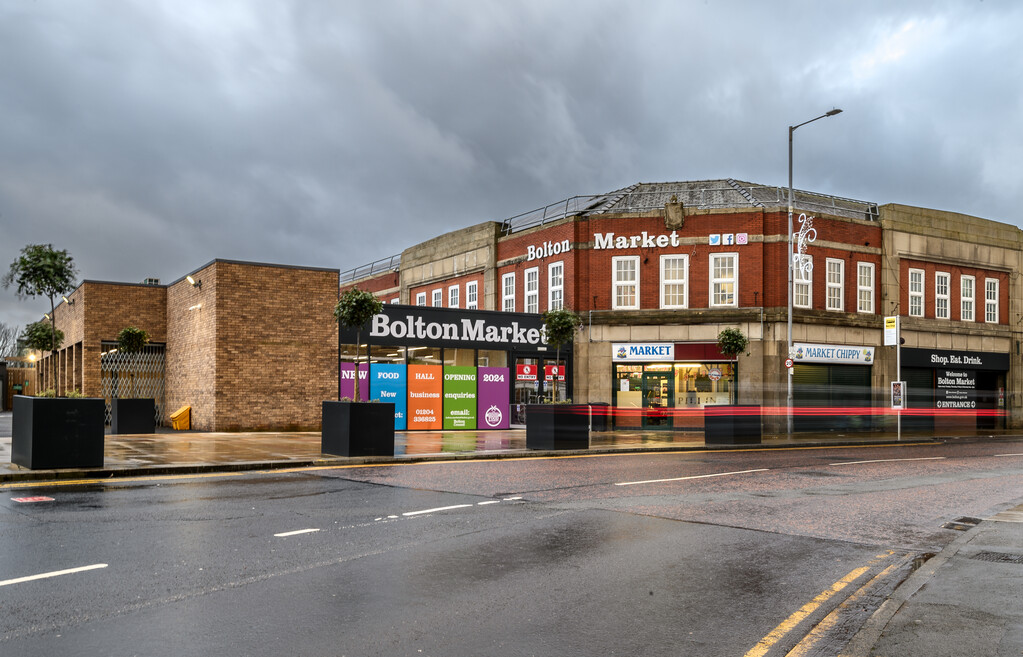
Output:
274,528,321,538
829,457,946,466
615,469,769,486
0,564,108,588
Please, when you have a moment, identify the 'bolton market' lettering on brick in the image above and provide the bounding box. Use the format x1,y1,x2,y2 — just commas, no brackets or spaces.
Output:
527,239,570,262
371,315,546,346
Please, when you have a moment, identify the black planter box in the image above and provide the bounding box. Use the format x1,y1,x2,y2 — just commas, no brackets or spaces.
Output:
111,398,156,434
704,405,762,445
11,395,105,469
321,401,396,457
525,404,590,450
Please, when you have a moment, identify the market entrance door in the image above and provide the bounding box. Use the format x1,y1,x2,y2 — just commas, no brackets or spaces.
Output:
642,371,673,429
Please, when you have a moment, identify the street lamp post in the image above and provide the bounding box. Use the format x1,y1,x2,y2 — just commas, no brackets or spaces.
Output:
787,108,842,436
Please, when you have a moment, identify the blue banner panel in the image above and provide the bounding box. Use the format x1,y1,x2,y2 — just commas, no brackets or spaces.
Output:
371,364,407,430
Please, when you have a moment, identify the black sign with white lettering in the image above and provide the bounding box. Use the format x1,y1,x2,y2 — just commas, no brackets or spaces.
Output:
936,369,977,409
901,348,1008,372
340,304,564,351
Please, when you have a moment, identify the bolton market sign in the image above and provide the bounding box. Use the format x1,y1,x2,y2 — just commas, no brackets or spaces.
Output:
341,305,563,351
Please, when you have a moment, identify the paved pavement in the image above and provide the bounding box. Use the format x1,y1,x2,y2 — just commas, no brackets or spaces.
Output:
1,409,1020,656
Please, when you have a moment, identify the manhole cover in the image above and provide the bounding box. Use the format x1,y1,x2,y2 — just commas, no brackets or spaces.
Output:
970,551,1023,565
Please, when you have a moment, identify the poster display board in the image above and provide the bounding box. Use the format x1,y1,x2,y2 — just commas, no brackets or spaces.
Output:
339,364,369,401
407,364,443,430
443,366,477,430
371,364,407,430
477,367,511,429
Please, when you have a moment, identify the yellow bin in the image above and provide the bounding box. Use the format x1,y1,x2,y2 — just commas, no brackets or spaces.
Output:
169,405,191,430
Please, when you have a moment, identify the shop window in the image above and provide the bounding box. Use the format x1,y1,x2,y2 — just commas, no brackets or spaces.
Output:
416,292,427,306
985,278,999,323
660,254,688,309
448,285,460,309
612,256,639,309
502,273,515,312
960,275,975,321
908,268,924,317
432,289,443,307
935,272,950,319
478,350,507,367
794,255,812,309
548,261,564,311
466,281,478,309
525,267,539,313
826,258,844,311
408,346,442,365
710,253,737,307
857,262,874,314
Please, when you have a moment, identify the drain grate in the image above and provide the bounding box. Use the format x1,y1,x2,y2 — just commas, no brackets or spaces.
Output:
970,551,1023,565
942,517,982,531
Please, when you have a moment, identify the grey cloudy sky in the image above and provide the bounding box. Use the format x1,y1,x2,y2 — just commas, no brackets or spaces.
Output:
1,0,1020,330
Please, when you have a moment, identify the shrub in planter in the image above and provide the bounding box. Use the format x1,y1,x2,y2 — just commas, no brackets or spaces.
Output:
111,326,156,434
12,394,105,469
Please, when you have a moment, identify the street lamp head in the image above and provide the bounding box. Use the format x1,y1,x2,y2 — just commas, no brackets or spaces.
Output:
826,108,843,117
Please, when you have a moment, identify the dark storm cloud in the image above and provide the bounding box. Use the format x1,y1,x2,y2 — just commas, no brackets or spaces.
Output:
1,0,1020,329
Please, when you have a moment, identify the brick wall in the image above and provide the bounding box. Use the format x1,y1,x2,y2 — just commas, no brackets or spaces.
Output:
212,261,338,431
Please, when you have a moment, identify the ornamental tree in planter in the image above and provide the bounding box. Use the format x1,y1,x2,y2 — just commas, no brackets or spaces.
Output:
110,326,156,435
323,288,394,457
5,245,104,468
3,244,78,390
526,308,588,450
706,327,761,445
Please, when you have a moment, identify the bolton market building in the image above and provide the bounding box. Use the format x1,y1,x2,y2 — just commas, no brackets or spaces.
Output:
33,179,1023,434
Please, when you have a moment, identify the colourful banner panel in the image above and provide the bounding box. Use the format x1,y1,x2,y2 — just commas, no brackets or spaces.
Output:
371,364,407,430
408,364,442,430
477,367,510,429
443,366,477,430
339,363,369,401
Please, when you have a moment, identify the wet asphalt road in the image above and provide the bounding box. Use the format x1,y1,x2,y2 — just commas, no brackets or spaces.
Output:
1,439,1021,656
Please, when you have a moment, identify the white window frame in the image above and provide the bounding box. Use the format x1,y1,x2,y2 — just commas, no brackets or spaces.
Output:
710,253,738,308
659,254,689,309
548,261,564,311
466,280,478,310
935,272,950,320
502,273,515,312
826,258,844,311
857,262,874,314
390,297,400,304
794,255,812,309
985,278,999,323
908,268,924,318
432,288,443,307
960,275,975,322
612,256,640,310
416,292,427,306
525,267,539,314
448,285,460,309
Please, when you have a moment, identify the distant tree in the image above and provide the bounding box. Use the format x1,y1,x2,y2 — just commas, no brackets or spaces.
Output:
3,244,78,388
333,288,383,401
117,326,150,398
0,321,18,358
20,320,64,355
541,308,581,401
